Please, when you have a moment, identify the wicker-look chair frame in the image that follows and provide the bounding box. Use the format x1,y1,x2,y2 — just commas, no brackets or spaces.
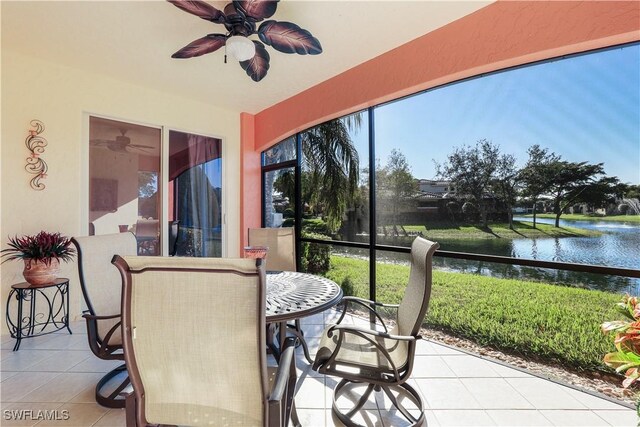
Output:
312,237,439,427
71,232,138,408
113,256,300,427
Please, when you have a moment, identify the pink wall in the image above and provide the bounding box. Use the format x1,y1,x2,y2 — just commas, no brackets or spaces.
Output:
240,112,260,248
240,0,640,244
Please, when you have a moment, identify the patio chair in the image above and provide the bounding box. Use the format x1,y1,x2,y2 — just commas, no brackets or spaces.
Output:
135,219,159,255
112,256,299,427
248,227,296,272
312,237,439,427
168,220,179,256
71,232,138,408
248,227,312,363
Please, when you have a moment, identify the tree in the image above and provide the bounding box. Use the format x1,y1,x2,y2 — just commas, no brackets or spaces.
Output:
574,176,626,212
623,184,640,200
519,145,560,229
263,114,362,232
376,149,418,228
273,169,295,206
301,114,361,232
546,160,605,227
436,139,500,228
491,153,519,229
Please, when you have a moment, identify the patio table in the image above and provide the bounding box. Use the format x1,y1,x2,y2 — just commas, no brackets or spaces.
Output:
265,271,343,363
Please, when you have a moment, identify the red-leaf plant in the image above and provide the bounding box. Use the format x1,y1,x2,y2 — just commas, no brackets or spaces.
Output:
1,231,75,266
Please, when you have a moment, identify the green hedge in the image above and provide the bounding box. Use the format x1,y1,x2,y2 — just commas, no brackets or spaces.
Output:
300,231,331,274
325,255,624,371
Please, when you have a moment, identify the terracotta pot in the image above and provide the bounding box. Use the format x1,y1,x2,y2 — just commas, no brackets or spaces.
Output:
23,258,60,286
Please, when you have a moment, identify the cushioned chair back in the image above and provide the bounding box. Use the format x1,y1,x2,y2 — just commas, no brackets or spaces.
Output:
116,256,267,426
396,237,439,337
72,232,137,342
248,227,296,272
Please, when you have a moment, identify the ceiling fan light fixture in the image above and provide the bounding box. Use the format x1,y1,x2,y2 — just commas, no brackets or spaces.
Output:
226,36,255,62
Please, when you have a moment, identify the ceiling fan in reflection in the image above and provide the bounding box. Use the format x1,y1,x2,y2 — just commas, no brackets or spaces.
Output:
90,130,155,153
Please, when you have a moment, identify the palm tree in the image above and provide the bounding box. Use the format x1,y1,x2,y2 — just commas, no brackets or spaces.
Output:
263,114,362,233
302,114,361,232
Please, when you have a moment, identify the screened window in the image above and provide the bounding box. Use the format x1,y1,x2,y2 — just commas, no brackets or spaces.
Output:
261,44,640,296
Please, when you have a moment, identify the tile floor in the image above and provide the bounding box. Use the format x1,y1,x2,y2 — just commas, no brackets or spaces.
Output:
1,309,636,426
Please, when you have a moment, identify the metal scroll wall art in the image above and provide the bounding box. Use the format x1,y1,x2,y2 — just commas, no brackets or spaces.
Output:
25,120,48,190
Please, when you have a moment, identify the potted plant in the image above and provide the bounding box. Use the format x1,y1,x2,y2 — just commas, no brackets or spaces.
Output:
602,294,640,417
1,231,75,285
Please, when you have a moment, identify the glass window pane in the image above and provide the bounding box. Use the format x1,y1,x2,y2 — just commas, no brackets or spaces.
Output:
301,110,369,243
89,116,161,255
264,167,295,228
169,130,222,257
375,44,640,293
375,250,410,322
303,243,369,300
263,136,296,166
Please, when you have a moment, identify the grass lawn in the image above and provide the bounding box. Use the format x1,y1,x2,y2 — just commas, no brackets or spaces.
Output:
325,255,624,372
401,220,600,240
523,213,640,223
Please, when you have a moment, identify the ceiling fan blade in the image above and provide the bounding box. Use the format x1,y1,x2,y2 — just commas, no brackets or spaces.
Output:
171,34,227,58
233,0,278,22
258,20,322,55
240,41,270,82
129,144,156,150
167,0,226,23
90,139,115,146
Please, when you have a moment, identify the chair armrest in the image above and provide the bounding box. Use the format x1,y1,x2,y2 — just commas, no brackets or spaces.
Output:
328,324,418,343
269,337,296,402
324,325,417,383
82,313,121,321
82,313,123,360
343,296,400,309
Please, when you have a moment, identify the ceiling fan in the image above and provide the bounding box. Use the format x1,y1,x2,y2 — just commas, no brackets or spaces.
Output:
90,130,155,153
167,0,322,82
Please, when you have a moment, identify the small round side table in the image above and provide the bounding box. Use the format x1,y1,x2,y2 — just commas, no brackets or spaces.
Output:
5,278,71,351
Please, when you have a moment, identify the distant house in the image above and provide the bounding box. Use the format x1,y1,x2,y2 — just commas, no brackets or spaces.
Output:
417,179,454,196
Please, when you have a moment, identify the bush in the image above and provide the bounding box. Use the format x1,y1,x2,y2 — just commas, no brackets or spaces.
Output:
282,218,295,228
283,208,295,218
341,276,355,297
302,218,330,234
301,231,331,274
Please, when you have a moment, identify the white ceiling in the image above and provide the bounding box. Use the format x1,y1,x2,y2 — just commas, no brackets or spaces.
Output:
2,1,491,114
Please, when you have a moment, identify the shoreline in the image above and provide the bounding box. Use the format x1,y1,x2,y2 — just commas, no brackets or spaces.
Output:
521,213,640,224
399,220,601,240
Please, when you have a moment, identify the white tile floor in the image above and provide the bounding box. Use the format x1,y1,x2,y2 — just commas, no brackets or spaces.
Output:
1,309,636,426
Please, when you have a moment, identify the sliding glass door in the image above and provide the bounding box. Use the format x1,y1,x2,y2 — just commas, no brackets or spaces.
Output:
169,130,223,257
88,116,161,255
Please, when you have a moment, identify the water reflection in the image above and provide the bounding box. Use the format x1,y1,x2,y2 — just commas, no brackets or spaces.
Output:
338,215,640,294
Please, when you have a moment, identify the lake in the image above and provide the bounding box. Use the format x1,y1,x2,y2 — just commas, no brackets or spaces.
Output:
343,217,640,294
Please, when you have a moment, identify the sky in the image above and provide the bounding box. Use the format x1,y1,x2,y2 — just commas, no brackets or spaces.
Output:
348,44,640,185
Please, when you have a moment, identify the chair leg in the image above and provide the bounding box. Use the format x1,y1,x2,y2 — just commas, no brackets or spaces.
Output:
331,380,375,427
381,383,425,426
125,392,137,427
331,379,425,427
95,364,130,408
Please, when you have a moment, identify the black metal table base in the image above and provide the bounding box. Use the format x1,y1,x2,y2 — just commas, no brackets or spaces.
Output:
5,278,71,351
